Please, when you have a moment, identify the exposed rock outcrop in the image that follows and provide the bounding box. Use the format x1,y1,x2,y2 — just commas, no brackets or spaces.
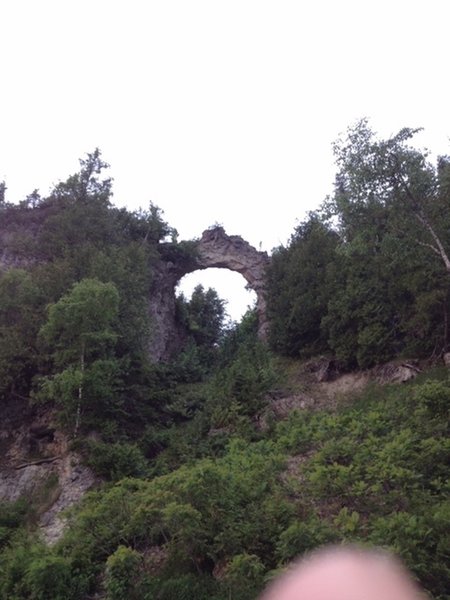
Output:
374,361,421,384
148,226,271,360
38,453,96,545
195,227,270,338
0,207,271,361
0,401,97,545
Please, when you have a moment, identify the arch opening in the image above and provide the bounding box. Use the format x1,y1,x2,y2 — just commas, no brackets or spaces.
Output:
148,226,270,360
176,268,257,324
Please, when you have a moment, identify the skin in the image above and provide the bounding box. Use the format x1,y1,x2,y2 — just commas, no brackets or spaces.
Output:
259,546,426,600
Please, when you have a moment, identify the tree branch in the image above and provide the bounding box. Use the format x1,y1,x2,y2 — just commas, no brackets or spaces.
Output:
14,456,61,470
415,212,450,273
393,163,450,274
415,239,442,257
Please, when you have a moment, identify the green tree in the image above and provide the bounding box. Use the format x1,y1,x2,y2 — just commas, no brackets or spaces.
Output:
222,553,265,599
36,278,120,434
105,546,141,600
323,120,450,363
24,555,73,600
0,269,42,400
50,148,112,207
176,284,227,373
266,213,338,357
185,284,226,348
331,119,450,274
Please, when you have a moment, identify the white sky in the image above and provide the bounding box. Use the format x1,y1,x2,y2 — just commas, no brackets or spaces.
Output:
1,1,450,321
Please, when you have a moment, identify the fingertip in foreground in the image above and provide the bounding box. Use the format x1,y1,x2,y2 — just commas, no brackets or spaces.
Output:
259,546,425,600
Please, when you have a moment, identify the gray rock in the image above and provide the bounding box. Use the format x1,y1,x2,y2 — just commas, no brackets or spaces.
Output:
148,226,270,360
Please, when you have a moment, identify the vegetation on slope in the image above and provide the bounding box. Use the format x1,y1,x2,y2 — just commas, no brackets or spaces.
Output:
1,363,449,599
0,125,449,599
267,120,450,367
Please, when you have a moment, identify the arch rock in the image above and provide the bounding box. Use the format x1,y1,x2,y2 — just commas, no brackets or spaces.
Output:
148,226,271,360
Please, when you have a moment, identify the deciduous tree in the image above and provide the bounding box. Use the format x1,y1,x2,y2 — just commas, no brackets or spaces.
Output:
37,278,120,434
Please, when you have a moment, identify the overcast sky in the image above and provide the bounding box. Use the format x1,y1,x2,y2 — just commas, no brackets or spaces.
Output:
1,1,450,320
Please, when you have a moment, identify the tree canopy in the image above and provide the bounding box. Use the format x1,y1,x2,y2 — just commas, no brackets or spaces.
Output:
267,120,450,366
0,138,449,599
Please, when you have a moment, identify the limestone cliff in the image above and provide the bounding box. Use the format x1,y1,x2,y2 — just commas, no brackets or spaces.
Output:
148,226,270,360
0,207,271,361
0,399,96,544
195,227,270,339
0,213,272,543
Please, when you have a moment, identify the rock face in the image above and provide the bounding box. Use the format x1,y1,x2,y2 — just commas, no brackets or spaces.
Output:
148,226,271,360
38,453,96,545
0,400,97,545
375,361,421,384
0,209,271,361
195,227,270,337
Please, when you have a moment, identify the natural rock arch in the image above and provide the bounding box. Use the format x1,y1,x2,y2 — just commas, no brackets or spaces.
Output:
148,226,270,360
190,226,270,333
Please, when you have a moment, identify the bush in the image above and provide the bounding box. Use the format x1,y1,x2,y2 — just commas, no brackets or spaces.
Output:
0,499,28,548
105,545,141,600
25,555,73,600
275,518,336,563
221,553,265,599
414,380,450,419
85,441,148,480
143,574,222,600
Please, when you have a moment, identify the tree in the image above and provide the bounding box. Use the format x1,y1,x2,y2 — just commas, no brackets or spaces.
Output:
37,151,117,264
324,120,450,361
331,119,450,274
176,284,227,373
266,213,338,357
0,181,6,205
50,148,112,206
37,278,120,434
0,269,42,400
185,284,226,348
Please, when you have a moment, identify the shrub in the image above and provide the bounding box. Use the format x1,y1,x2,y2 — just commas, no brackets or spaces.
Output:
0,499,28,548
25,555,73,600
85,441,148,480
275,518,336,563
105,545,141,600
221,553,265,600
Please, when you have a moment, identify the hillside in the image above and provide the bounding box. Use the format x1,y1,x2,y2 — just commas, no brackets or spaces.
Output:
1,353,449,599
0,130,449,599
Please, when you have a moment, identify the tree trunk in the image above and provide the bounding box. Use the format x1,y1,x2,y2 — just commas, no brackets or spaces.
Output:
396,171,450,274
415,212,450,274
74,342,85,437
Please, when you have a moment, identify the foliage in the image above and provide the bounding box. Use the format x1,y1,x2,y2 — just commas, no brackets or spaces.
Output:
274,374,449,597
1,368,449,598
49,148,112,207
0,499,28,549
35,278,120,433
105,545,141,600
176,284,227,376
84,441,148,481
210,339,277,420
24,555,73,600
38,278,119,366
221,553,265,599
267,121,450,366
0,270,43,400
267,214,338,356
142,573,223,600
1,140,450,599
202,313,278,426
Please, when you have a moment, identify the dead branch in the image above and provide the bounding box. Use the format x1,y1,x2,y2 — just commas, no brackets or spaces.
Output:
14,456,62,470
